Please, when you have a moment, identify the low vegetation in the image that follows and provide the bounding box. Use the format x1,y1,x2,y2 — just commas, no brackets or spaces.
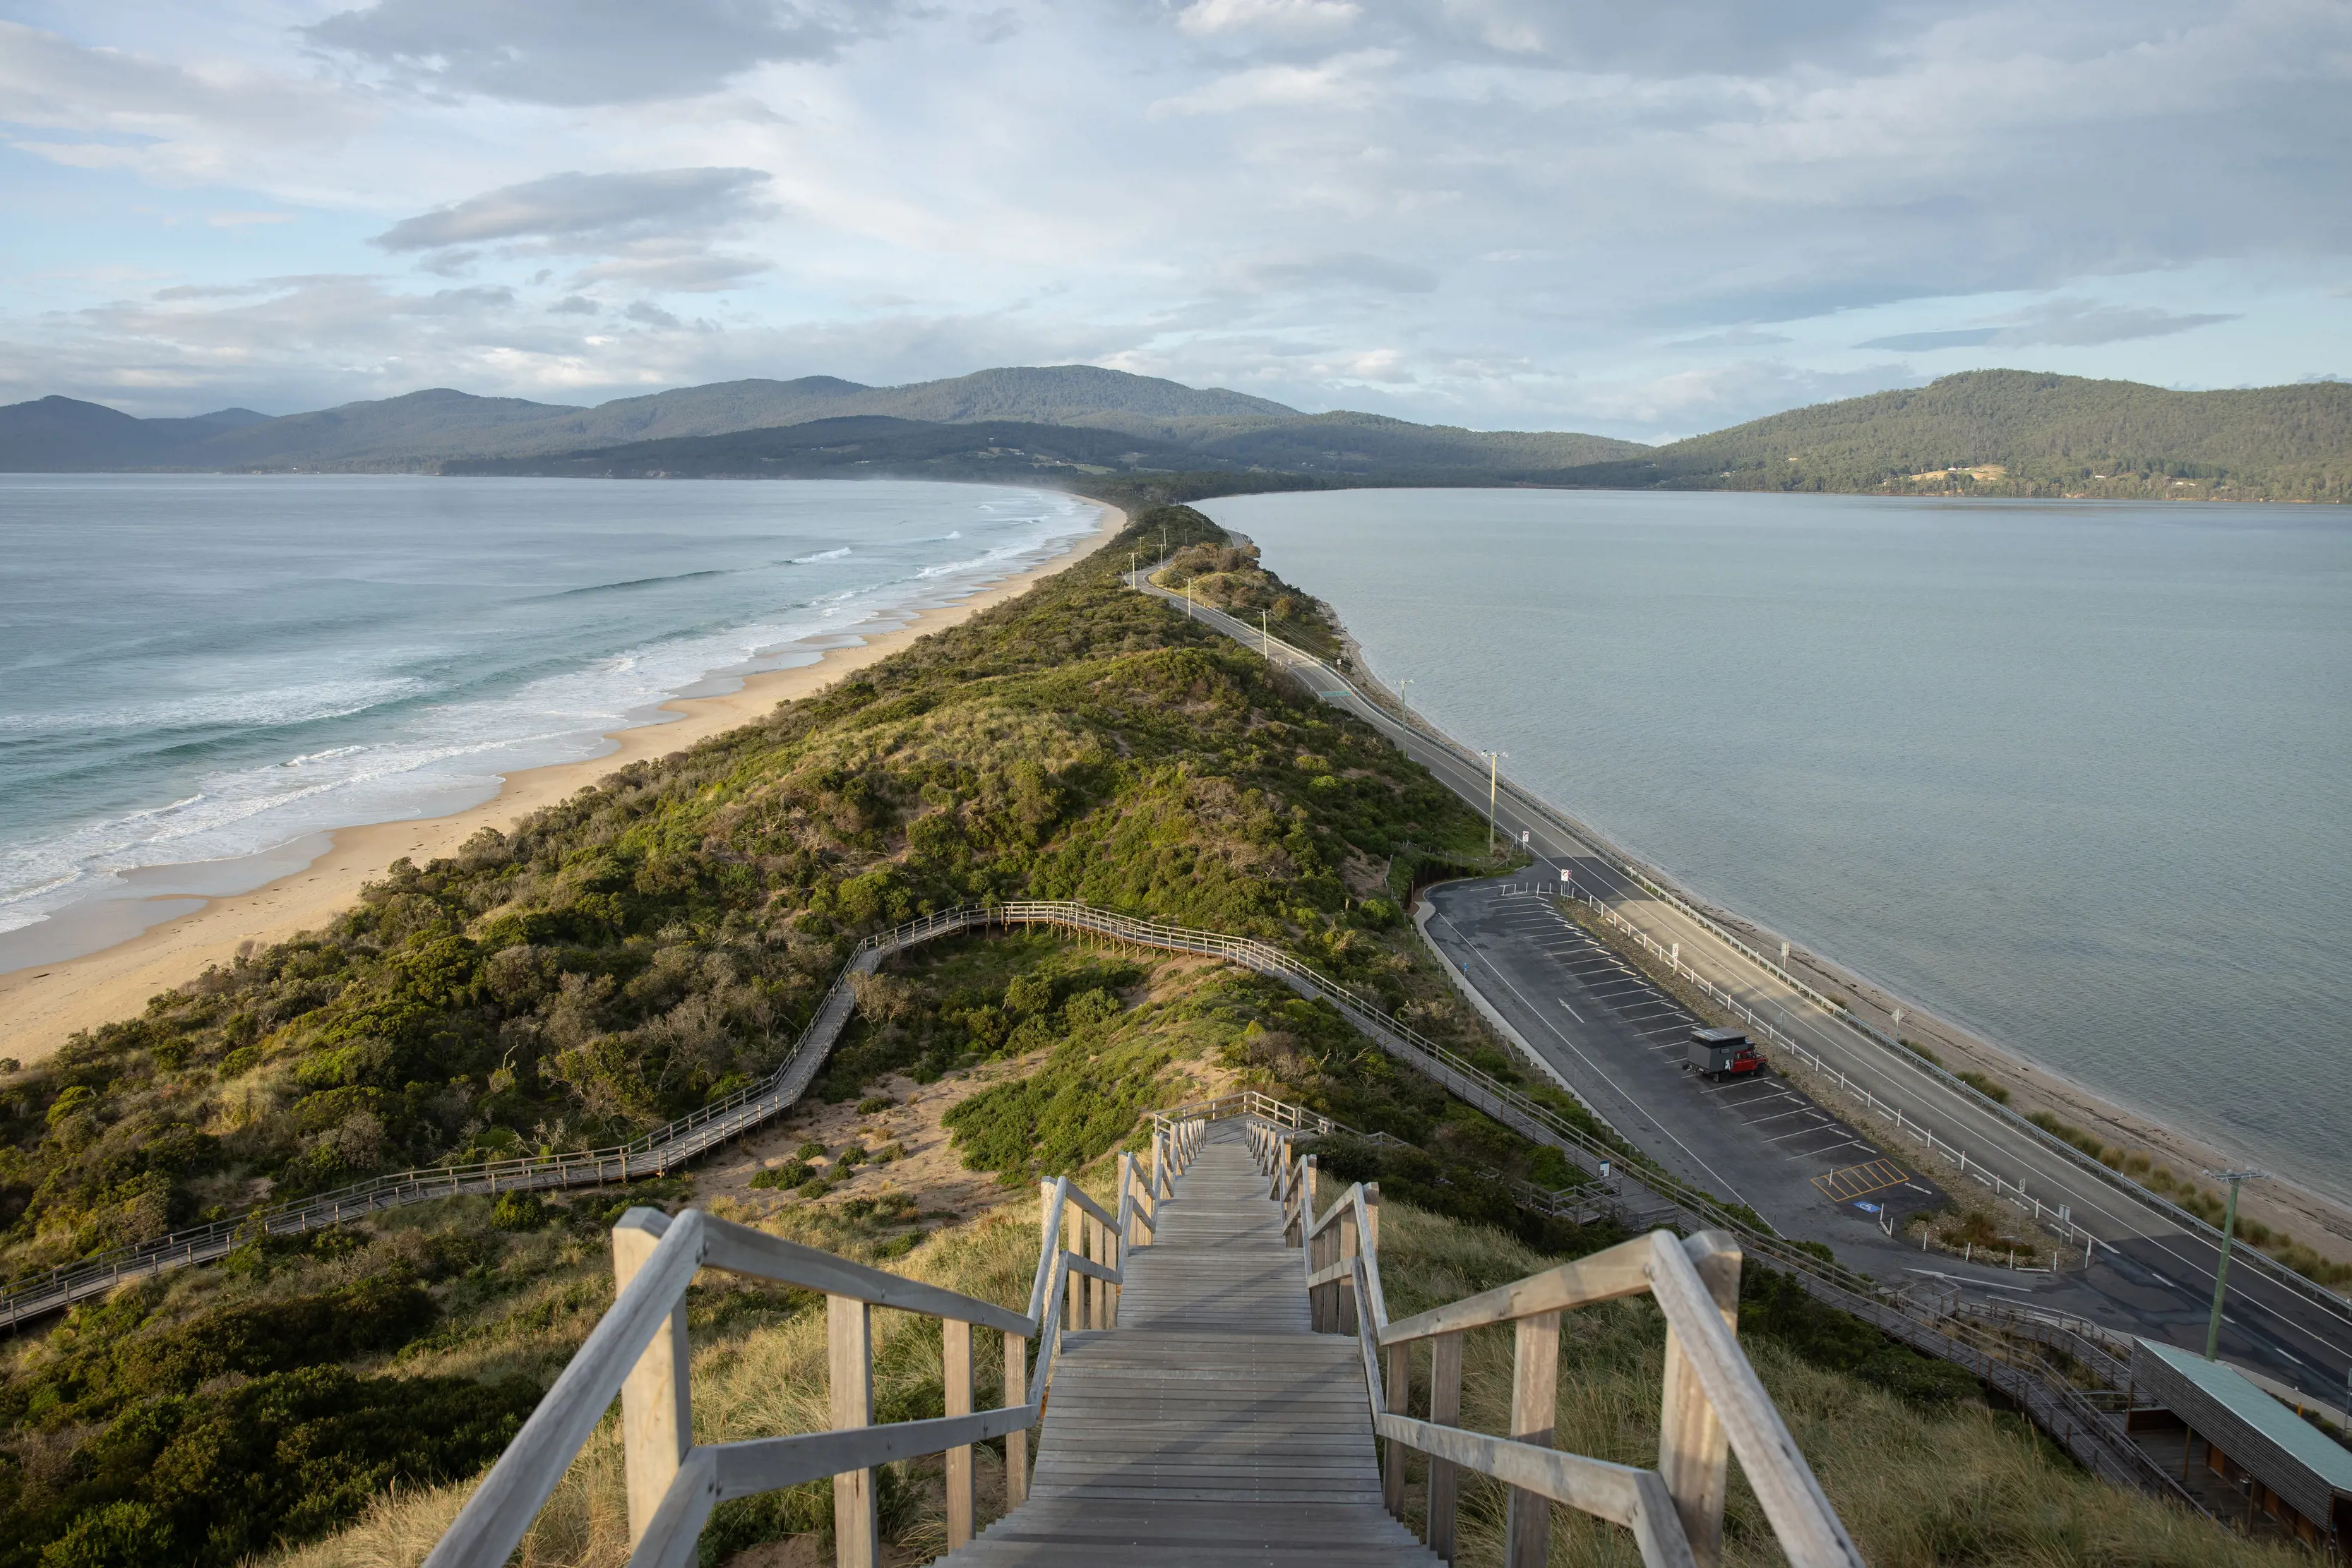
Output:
1375,1206,2304,1568
1148,537,1342,661
237,1192,2300,1568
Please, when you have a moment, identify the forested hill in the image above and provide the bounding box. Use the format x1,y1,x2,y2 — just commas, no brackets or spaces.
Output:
1558,371,2352,501
8,366,2348,500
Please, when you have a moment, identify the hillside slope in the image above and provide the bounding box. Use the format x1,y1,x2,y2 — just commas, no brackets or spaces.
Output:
0,397,268,472
0,367,1301,472
438,414,1262,482
1075,408,1648,476
1560,370,2352,501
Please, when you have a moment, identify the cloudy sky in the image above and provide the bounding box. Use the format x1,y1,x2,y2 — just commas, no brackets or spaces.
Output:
2,0,2346,438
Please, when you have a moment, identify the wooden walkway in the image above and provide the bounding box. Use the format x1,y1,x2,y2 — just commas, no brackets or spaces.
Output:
941,1122,1438,1565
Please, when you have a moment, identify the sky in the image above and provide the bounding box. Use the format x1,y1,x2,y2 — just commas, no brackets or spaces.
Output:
1,0,2347,441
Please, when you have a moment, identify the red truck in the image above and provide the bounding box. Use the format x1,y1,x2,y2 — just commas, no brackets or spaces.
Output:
1686,1027,1763,1080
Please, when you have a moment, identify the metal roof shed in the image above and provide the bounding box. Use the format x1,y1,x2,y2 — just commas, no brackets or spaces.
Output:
2132,1336,2352,1549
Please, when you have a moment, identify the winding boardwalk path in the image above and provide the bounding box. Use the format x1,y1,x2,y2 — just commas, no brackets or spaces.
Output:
941,1122,1438,1565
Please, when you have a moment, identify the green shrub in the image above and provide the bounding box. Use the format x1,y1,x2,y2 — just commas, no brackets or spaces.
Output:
489,1191,547,1231
750,1161,812,1190
1954,1070,2010,1106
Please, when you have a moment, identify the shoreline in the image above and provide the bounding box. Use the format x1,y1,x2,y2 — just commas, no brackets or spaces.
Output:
0,500,1126,1067
1325,630,2352,1266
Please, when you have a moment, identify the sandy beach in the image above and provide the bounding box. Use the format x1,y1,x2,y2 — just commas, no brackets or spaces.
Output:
0,500,1125,1067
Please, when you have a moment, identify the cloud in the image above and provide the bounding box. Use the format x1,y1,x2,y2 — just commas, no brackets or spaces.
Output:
1856,299,2240,351
0,20,364,177
1150,48,1395,116
1231,252,1438,294
304,0,894,106
623,301,683,328
547,295,602,316
1664,328,1793,350
8,0,2347,434
205,210,294,228
374,168,774,251
1176,0,1362,41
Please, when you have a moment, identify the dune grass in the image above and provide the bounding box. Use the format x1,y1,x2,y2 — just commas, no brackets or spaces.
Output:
262,1190,2296,1568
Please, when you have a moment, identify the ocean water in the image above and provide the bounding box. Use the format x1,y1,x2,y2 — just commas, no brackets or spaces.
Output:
1201,489,2352,1205
0,476,1098,966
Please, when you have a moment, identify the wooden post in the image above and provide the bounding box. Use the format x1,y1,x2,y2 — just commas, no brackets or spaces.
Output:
1338,1189,1361,1336
1086,1212,1104,1329
944,1317,974,1548
1428,1332,1463,1562
1066,1198,1085,1330
1303,1157,1320,1324
1383,1341,1410,1515
1503,1311,1561,1568
613,1213,692,1549
828,1295,878,1568
1003,1329,1030,1507
1659,1235,1741,1568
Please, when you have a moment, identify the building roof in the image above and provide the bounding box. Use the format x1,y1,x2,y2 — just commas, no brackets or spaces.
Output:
2137,1337,2352,1495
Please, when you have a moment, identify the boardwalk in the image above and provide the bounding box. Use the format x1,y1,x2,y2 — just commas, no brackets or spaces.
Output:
941,1122,1438,1565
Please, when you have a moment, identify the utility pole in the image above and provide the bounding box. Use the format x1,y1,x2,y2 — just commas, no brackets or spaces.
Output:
1130,547,1137,581
1260,609,1271,663
1480,750,1507,856
1398,678,1414,733
2203,1168,2265,1359
1185,580,1194,620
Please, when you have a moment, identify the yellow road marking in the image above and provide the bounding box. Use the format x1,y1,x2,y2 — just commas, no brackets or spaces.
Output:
1813,1159,1909,1203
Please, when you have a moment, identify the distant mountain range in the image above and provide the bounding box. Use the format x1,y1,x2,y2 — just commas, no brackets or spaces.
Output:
3,366,2344,501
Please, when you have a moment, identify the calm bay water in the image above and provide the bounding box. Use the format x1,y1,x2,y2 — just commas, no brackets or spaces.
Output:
0,476,1097,966
1202,489,2352,1205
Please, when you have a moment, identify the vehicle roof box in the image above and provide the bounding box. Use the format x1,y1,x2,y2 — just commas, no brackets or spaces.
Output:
1690,1026,1749,1046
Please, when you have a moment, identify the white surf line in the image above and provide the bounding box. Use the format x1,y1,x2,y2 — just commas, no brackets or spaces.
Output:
1435,910,1756,1208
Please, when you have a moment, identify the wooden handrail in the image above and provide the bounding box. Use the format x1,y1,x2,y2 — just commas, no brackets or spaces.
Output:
1241,1108,1865,1568
426,1111,1217,1568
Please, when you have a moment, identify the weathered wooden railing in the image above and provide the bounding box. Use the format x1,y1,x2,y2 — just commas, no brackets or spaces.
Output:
422,1118,1205,1568
1247,1118,1866,1568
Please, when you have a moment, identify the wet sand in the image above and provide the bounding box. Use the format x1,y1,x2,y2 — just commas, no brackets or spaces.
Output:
0,501,1126,1066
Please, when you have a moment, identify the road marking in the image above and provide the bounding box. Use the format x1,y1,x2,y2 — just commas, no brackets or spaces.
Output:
1431,911,1758,1208
1769,1121,1836,1143
1556,998,1585,1024
1904,1268,2036,1295
1814,1159,1911,1202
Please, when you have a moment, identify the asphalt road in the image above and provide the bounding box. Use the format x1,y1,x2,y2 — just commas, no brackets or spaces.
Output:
1425,881,1948,1247
1134,569,2352,1408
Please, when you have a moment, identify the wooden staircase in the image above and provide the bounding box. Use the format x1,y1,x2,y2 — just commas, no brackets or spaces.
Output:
939,1120,1438,1564
422,1091,1861,1568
